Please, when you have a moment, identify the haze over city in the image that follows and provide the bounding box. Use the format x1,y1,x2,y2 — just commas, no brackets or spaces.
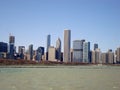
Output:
0,0,120,52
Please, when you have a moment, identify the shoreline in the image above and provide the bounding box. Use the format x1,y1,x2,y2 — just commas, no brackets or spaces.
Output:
0,59,120,68
0,64,120,68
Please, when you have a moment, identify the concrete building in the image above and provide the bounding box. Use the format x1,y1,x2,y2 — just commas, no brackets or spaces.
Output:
48,46,56,61
56,38,61,61
116,47,120,63
64,30,71,62
46,34,51,60
91,49,101,64
101,53,107,64
83,42,90,63
107,50,114,64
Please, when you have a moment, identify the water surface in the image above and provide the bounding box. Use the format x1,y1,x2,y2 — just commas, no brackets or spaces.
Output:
0,66,120,90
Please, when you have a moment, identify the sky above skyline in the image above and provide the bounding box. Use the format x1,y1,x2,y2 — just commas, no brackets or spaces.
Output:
0,0,120,52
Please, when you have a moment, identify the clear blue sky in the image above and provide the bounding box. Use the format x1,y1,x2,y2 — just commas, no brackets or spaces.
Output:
0,0,120,52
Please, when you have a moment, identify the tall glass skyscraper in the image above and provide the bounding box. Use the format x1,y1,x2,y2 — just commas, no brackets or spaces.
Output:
73,40,81,63
29,44,33,60
56,38,61,61
18,46,25,59
83,42,90,63
36,47,44,61
9,35,15,59
46,35,51,52
46,34,51,60
64,30,71,62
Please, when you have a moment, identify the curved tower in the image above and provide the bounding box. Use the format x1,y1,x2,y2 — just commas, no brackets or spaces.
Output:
56,38,61,61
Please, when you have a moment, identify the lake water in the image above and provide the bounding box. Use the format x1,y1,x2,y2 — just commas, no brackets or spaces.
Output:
0,66,120,90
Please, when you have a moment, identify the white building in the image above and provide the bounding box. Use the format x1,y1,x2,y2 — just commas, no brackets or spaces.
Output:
48,46,57,61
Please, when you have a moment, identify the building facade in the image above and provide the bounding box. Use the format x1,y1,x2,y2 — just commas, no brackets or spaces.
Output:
107,50,114,64
64,30,71,62
48,46,56,61
91,49,101,64
36,47,44,61
73,40,81,63
18,46,25,59
46,34,51,60
28,44,33,60
9,35,15,59
0,42,8,58
56,38,61,61
116,47,120,63
94,43,98,50
101,53,107,64
83,42,90,63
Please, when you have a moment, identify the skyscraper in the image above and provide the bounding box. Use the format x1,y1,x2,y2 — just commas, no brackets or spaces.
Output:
46,34,51,60
46,35,51,52
73,40,81,63
29,44,33,60
107,50,114,64
101,53,107,64
36,47,44,61
9,35,15,59
48,46,56,61
0,42,8,53
64,30,71,62
83,42,90,63
0,42,8,58
56,38,61,61
18,46,25,59
79,40,85,62
94,43,98,50
91,48,101,64
116,47,120,63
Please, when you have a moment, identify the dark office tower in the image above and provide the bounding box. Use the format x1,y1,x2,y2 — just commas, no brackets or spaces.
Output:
0,42,8,53
29,44,33,60
80,39,85,62
46,34,51,60
0,42,8,58
18,46,25,59
9,35,15,59
94,43,98,50
56,38,61,61
64,29,71,62
36,47,44,61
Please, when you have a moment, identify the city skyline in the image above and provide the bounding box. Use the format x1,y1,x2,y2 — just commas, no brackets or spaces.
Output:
0,31,120,64
0,0,120,52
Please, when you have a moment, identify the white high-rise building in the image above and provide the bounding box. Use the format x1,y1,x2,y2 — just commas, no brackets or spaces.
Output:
64,30,71,62
48,46,56,61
